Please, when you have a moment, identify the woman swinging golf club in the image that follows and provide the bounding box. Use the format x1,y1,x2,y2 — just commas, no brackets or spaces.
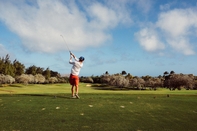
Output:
69,52,85,99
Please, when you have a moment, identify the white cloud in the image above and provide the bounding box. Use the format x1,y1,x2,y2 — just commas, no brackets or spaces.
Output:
166,37,195,55
136,7,197,56
157,8,197,37
0,0,132,53
135,28,165,52
87,3,119,30
156,8,197,55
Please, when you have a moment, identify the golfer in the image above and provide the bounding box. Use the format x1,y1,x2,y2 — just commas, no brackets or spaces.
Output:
69,52,85,99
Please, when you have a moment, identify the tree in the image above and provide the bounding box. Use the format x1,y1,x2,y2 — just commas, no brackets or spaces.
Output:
142,75,151,81
125,73,133,80
0,54,15,76
36,67,44,74
130,77,145,89
26,65,37,75
108,75,129,88
166,74,195,90
34,74,45,84
43,67,51,80
0,74,15,84
91,76,101,83
4,62,15,76
0,55,24,77
50,70,60,77
121,70,127,75
151,78,163,90
100,75,111,84
80,77,94,83
15,74,30,84
163,71,169,77
13,59,25,76
170,71,175,75
0,54,61,83
0,57,4,74
49,77,58,83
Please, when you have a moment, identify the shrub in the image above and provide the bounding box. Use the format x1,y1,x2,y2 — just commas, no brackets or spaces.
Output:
0,74,15,84
100,75,129,88
165,74,195,90
34,74,45,84
15,74,29,84
57,77,69,83
109,75,129,88
80,77,94,83
145,78,163,90
130,77,145,89
48,77,58,83
91,76,101,83
28,74,35,84
5,75,15,84
100,75,111,84
15,74,45,84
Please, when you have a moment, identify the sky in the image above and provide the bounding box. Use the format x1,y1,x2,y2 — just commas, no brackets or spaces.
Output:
0,0,197,77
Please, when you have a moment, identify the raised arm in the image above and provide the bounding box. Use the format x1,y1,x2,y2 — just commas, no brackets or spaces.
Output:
70,52,79,61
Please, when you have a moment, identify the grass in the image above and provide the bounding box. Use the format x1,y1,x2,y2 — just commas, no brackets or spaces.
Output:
0,83,197,131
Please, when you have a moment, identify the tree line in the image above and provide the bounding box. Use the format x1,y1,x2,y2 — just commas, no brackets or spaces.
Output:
0,54,68,84
0,54,197,90
82,71,197,90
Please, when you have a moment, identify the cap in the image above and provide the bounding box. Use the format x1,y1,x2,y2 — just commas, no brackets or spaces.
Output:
79,56,85,61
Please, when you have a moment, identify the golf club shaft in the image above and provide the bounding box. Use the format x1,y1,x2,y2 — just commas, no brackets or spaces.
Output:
60,35,71,53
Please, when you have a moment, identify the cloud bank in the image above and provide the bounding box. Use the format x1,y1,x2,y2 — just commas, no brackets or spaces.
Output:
0,0,132,53
0,0,196,56
136,7,197,55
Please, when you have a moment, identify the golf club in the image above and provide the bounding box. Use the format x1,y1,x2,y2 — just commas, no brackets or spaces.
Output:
60,35,71,53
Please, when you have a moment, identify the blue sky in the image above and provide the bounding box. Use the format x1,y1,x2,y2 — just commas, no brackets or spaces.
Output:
0,0,197,77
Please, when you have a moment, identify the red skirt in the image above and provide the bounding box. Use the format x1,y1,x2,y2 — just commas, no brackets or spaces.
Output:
69,74,79,86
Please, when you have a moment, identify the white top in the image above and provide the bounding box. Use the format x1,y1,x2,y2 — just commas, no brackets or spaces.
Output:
69,57,83,76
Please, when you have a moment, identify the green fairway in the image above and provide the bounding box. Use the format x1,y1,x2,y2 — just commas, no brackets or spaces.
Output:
0,83,197,131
